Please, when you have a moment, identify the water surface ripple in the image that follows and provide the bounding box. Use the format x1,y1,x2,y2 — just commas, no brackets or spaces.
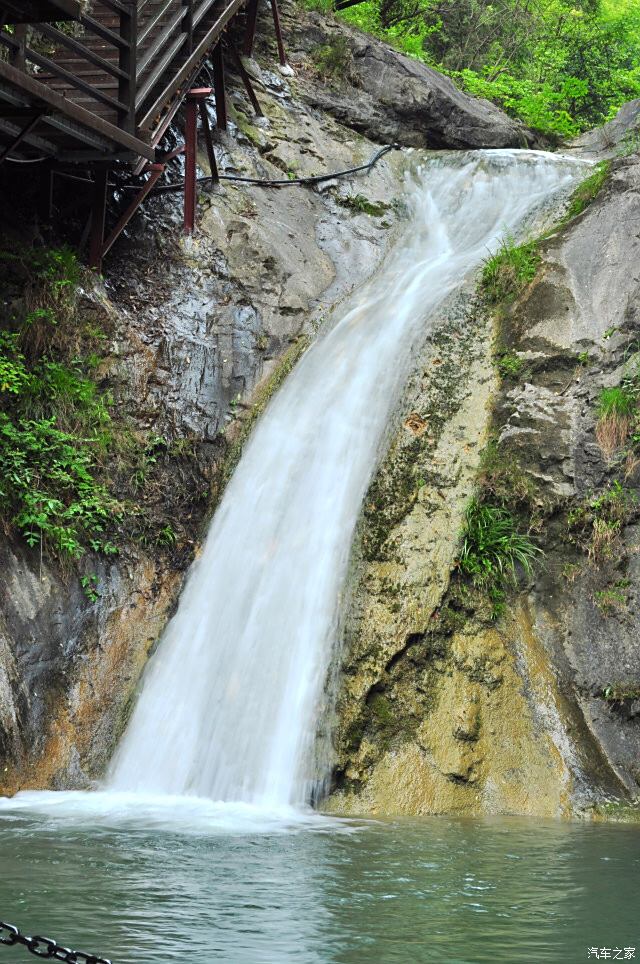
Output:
0,813,638,963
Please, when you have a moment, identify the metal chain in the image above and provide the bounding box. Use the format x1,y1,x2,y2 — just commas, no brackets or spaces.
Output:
0,920,111,964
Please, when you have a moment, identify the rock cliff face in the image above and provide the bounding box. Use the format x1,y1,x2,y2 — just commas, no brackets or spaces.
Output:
327,151,640,818
2,3,638,816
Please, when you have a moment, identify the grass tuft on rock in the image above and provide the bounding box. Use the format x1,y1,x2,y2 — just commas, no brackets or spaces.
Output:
458,499,542,617
480,236,540,305
310,37,352,79
563,161,610,222
567,479,636,564
595,381,638,460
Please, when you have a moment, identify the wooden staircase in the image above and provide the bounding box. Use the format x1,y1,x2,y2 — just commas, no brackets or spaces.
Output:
0,0,258,163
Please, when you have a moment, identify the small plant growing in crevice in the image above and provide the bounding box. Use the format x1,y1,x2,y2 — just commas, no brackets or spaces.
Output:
561,161,610,223
480,236,540,304
596,385,637,459
602,683,640,703
80,573,100,603
567,480,636,564
476,440,539,510
496,350,524,380
336,193,390,217
617,130,640,158
458,499,542,617
594,580,629,616
157,524,177,547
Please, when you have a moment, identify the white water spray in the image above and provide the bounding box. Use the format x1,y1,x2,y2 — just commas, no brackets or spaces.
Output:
108,150,586,808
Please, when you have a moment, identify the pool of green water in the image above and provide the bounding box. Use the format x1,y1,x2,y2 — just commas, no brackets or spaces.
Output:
0,806,638,963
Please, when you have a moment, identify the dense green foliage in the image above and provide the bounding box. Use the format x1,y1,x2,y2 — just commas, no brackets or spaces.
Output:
311,0,640,137
0,248,119,563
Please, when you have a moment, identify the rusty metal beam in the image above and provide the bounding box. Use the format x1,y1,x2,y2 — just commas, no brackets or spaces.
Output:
243,0,259,57
199,100,219,183
157,144,185,164
101,163,165,258
229,43,263,117
270,0,287,67
183,94,198,234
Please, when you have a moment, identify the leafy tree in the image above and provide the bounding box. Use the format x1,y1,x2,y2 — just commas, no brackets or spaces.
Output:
330,0,640,136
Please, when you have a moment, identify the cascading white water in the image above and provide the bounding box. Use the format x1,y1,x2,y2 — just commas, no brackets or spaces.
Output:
108,149,587,808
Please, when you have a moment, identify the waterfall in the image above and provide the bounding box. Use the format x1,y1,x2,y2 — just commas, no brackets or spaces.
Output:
108,150,586,808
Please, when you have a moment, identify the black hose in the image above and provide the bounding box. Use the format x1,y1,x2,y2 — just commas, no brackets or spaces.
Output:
121,143,401,193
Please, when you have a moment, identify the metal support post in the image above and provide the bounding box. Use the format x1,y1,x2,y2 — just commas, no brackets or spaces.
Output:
243,0,260,58
118,1,138,133
198,101,219,183
229,44,263,117
88,166,109,270
270,0,288,67
183,95,198,234
212,43,227,130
